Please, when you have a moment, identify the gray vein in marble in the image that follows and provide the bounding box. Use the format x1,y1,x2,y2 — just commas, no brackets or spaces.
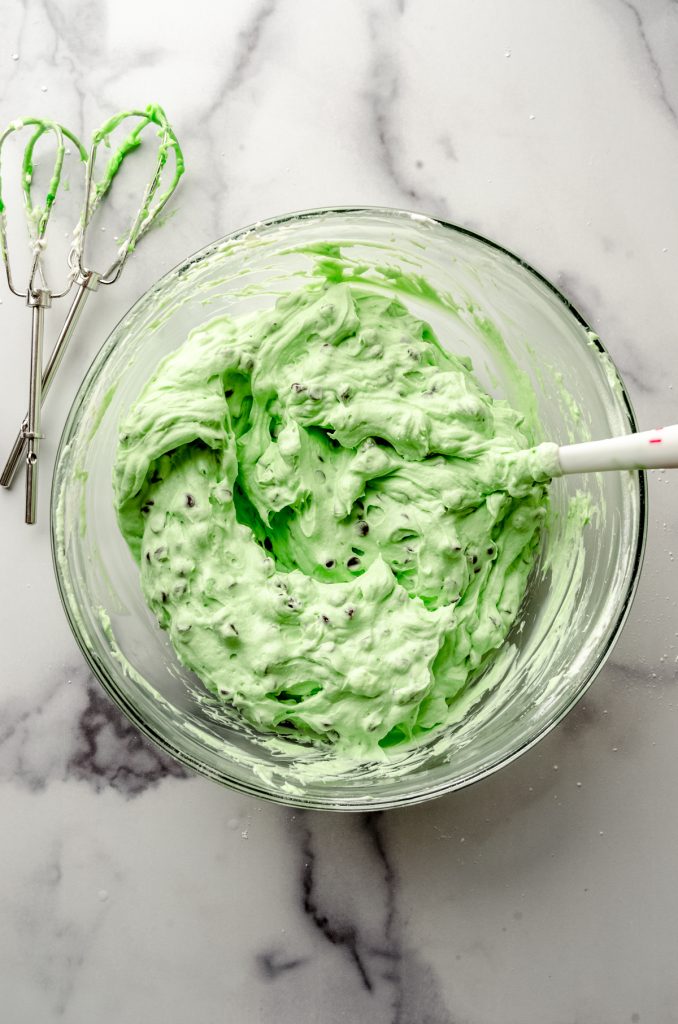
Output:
555,268,655,396
15,838,111,1018
301,822,373,990
31,0,60,68
198,0,278,230
256,950,309,979
0,680,69,792
437,134,458,162
604,357,653,397
224,0,278,93
296,813,452,1023
67,677,189,795
200,0,277,117
603,656,675,689
364,2,451,220
13,0,31,69
33,0,93,140
618,0,678,123
0,666,189,795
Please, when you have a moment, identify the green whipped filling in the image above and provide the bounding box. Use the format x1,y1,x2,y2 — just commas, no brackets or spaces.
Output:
114,282,558,756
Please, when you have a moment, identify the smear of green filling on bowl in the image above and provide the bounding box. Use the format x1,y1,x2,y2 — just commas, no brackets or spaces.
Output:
114,282,558,756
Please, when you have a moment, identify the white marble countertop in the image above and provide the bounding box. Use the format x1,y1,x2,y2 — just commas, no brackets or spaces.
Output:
1,1,677,1021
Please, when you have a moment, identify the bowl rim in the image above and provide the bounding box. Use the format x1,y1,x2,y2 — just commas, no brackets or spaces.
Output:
50,204,648,811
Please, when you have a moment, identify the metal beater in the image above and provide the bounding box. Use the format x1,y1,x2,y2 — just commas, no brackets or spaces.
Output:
0,105,184,523
0,117,87,523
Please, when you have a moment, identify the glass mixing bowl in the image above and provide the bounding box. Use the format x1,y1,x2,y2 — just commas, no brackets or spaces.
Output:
51,207,646,810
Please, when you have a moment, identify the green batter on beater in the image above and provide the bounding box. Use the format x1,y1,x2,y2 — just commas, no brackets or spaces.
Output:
114,282,556,756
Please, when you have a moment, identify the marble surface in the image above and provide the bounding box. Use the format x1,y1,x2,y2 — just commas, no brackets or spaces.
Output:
1,1,677,1021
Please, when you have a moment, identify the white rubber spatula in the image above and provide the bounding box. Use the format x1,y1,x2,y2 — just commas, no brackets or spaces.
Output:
551,423,678,475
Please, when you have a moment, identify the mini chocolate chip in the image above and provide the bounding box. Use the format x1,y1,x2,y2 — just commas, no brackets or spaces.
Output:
470,554,478,565
321,614,330,624
487,546,495,555
325,559,335,569
264,537,273,551
186,494,196,508
346,606,355,618
145,552,151,563
228,623,239,636
357,520,369,536
339,387,351,401
149,469,162,485
347,556,361,569
161,592,168,603
224,388,234,398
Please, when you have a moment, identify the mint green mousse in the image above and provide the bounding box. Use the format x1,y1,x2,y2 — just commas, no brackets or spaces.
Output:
114,282,557,756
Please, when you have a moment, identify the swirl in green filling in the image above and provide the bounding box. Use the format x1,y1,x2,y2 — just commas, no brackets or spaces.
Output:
114,283,557,755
